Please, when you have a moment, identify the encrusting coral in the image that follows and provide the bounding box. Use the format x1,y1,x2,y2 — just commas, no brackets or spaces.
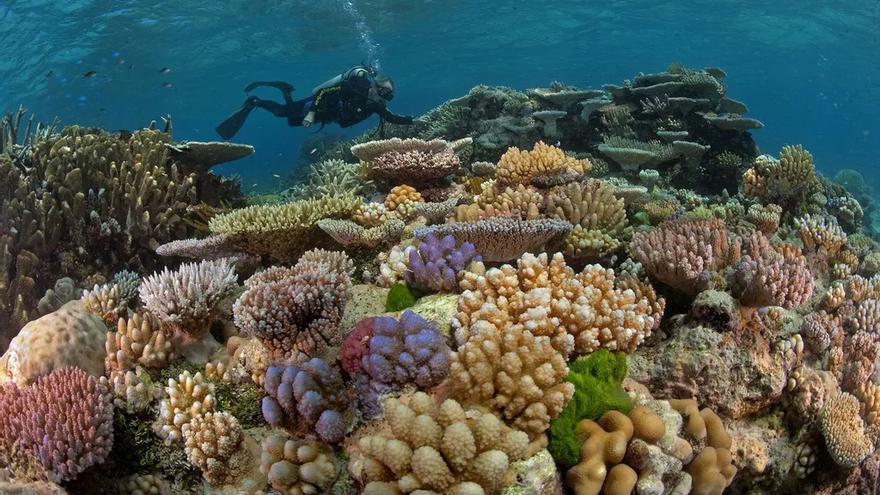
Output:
350,392,530,494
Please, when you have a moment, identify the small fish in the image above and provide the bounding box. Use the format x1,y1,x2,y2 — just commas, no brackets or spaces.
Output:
162,82,174,88
82,71,97,78
555,141,561,147
310,148,318,154
159,67,171,73
46,70,55,78
252,183,258,187
272,174,281,179
117,58,126,65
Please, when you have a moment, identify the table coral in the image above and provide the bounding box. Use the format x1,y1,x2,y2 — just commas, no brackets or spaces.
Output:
233,249,352,362
496,141,590,184
261,358,354,444
0,367,113,482
351,392,530,494
318,217,405,249
351,137,465,184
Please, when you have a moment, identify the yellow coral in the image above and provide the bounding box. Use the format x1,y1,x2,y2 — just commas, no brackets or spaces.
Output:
352,392,529,493
820,392,879,467
105,311,172,373
496,141,590,183
545,180,630,258
475,182,543,220
261,432,339,494
384,184,423,218
156,370,216,444
182,411,254,485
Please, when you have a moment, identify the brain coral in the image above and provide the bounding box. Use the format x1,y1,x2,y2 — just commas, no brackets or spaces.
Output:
0,367,113,482
454,252,662,358
352,392,530,494
261,358,354,444
361,310,450,389
0,300,106,386
233,249,353,362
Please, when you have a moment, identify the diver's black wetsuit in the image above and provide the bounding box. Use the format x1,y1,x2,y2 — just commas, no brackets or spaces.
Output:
216,69,413,140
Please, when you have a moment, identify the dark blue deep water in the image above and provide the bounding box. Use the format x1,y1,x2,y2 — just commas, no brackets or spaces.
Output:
1,1,878,190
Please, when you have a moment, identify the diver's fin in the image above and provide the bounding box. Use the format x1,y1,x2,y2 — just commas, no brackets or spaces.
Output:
216,100,256,140
244,81,294,94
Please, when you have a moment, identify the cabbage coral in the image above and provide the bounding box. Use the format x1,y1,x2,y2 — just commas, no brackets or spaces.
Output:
0,367,113,482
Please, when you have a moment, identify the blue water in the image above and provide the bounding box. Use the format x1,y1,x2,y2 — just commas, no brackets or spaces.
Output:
1,1,878,192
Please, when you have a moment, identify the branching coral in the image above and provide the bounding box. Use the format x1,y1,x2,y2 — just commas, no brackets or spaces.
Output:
730,235,815,309
0,367,112,482
261,358,354,444
403,234,481,293
233,249,352,362
795,214,847,256
109,367,158,414
260,432,339,494
414,217,572,263
474,182,544,220
208,194,360,260
742,146,820,207
496,141,590,184
156,370,216,444
352,392,530,493
285,158,371,199
630,218,742,296
449,317,574,438
384,184,423,218
105,311,174,373
182,411,253,485
545,180,631,259
746,203,782,235
361,310,450,390
139,258,238,337
454,252,662,358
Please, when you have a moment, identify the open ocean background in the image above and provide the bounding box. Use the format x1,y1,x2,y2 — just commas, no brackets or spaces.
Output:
1,0,878,193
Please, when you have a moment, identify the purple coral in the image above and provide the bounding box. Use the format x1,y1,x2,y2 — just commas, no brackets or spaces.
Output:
403,234,481,293
261,358,353,444
0,367,113,482
362,310,450,389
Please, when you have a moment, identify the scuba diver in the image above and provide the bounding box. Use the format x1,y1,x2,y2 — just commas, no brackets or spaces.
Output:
216,65,415,140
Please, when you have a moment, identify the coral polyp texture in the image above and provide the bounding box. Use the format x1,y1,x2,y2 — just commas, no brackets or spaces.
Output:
4,66,880,494
0,367,113,482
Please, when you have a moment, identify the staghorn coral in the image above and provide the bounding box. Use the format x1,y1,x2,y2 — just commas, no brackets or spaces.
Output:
361,310,450,390
318,217,405,249
351,137,466,184
139,258,238,337
455,252,662,358
414,217,572,263
819,392,880,467
260,432,339,494
449,318,574,438
630,218,742,296
261,358,354,444
0,367,112,482
182,411,253,485
496,141,590,184
351,392,530,494
403,234,481,293
0,300,106,386
233,249,352,362
208,194,360,261
156,370,216,444
105,311,174,373
545,180,631,259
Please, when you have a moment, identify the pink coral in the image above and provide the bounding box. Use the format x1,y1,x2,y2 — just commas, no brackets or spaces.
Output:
233,249,353,362
731,237,815,309
630,219,742,296
0,368,113,482
340,317,375,376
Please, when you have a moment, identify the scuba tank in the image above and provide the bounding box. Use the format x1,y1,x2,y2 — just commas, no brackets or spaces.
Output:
311,63,377,95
